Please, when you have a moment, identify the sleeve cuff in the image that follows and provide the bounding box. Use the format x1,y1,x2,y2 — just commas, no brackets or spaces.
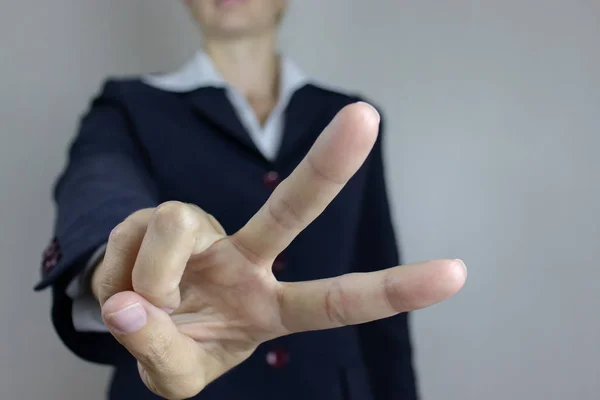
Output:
71,292,110,332
66,243,110,332
65,243,107,299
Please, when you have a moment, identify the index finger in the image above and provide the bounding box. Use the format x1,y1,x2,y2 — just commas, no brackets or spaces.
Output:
234,102,380,263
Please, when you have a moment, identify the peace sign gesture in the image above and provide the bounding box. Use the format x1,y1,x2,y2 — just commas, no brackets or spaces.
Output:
94,102,466,399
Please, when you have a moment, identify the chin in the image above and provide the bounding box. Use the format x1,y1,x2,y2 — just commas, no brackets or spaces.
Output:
209,24,256,39
209,17,271,39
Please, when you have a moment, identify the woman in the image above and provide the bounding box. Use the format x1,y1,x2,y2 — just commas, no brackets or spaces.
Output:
36,0,466,399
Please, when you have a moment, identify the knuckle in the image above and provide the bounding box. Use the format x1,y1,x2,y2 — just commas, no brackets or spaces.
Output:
140,331,175,372
306,154,345,185
267,196,303,231
382,270,405,311
206,213,226,235
108,209,149,248
96,265,125,303
97,277,119,302
108,214,145,244
129,208,152,221
324,279,349,327
108,222,129,245
154,201,199,233
139,337,204,399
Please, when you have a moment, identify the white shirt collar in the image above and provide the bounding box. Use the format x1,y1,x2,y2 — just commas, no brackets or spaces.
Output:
142,51,311,98
142,52,312,162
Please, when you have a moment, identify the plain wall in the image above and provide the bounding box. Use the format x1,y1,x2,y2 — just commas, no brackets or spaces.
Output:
1,0,598,399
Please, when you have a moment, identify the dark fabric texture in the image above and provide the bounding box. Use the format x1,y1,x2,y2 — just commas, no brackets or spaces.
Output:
36,79,418,400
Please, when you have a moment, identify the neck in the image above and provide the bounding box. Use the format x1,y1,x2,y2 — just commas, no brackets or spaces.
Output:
204,32,280,100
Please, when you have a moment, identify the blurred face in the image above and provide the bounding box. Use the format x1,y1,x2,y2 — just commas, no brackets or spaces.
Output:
185,0,286,39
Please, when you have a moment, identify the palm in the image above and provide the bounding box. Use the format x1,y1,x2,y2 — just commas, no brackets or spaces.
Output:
178,239,284,339
173,239,282,370
173,238,284,379
98,103,466,399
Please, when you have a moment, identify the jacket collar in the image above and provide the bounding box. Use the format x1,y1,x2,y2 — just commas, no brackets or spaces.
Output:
142,51,310,101
141,52,332,163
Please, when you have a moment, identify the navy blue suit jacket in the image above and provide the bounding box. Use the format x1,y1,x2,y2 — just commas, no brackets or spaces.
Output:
36,79,418,400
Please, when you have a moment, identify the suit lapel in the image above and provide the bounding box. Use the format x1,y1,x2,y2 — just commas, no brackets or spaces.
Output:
185,87,261,155
277,85,332,162
185,85,333,163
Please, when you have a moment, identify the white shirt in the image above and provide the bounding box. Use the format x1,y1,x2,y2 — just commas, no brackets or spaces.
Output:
68,52,312,332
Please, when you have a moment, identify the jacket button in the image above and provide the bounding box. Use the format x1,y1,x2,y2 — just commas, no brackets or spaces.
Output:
41,237,62,275
266,349,289,368
272,254,285,272
263,171,280,190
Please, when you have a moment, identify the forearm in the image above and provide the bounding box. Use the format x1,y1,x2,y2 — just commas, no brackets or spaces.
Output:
37,80,159,363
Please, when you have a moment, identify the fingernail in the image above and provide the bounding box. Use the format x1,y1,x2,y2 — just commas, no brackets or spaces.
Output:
454,259,468,275
356,101,381,124
161,307,175,315
105,303,147,333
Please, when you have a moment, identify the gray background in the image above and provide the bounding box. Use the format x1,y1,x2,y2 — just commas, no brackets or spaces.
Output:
1,0,598,399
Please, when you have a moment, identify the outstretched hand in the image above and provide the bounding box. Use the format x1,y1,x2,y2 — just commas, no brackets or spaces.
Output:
93,102,467,399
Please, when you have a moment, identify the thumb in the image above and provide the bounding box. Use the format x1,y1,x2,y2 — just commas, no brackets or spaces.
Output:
102,292,205,399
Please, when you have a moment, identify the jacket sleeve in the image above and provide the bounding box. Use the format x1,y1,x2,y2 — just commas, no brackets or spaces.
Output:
35,80,159,365
352,114,419,400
